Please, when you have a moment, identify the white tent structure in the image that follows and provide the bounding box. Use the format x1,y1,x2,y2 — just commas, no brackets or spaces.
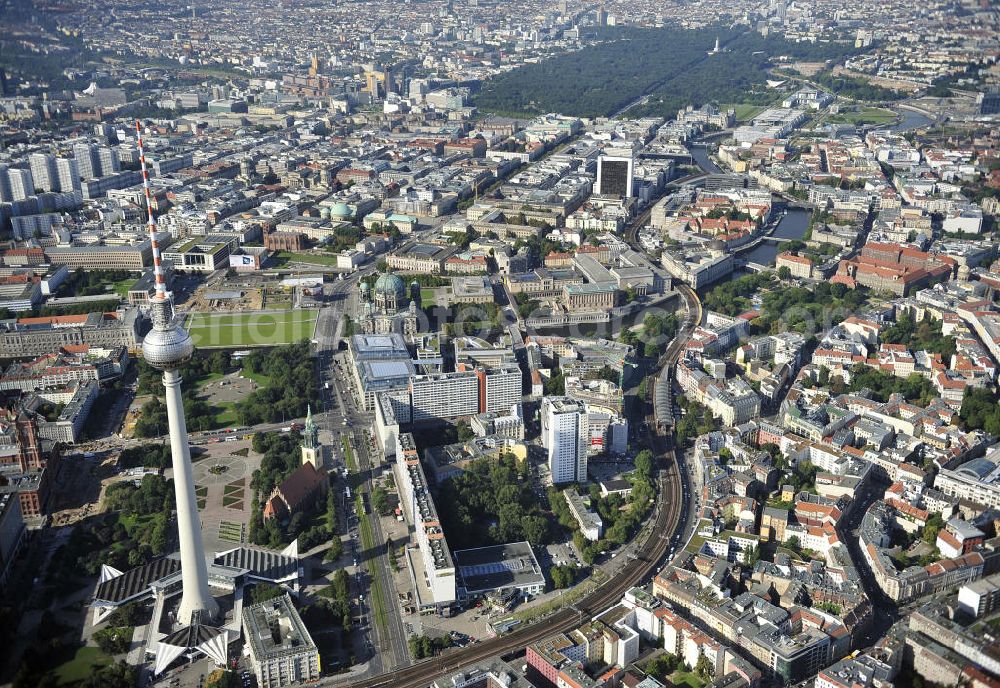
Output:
154,625,233,675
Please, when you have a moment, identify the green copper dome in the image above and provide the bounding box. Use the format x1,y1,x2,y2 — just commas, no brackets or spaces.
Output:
330,201,353,219
374,271,406,300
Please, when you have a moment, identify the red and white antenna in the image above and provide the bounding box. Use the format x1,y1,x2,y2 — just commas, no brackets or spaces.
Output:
135,120,167,301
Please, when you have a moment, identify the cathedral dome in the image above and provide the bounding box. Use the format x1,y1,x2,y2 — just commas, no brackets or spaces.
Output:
373,271,406,301
330,202,353,219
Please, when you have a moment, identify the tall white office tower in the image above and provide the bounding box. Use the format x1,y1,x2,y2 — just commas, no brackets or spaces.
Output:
5,168,34,201
29,153,80,194
55,157,81,194
74,142,121,180
28,153,57,192
541,397,589,484
136,120,219,626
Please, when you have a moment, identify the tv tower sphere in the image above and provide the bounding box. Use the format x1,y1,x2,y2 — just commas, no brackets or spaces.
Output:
142,298,195,370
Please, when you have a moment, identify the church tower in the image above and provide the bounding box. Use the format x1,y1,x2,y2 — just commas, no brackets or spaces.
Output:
301,405,321,469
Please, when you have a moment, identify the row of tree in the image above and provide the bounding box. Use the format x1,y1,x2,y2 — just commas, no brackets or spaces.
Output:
135,350,236,436
701,273,772,316
139,342,319,432
757,281,870,336
477,26,857,119
133,394,217,436
619,312,679,359
960,387,1000,436
842,364,937,406
46,474,174,598
305,570,352,630
575,451,657,563
117,443,172,470
136,349,234,397
550,565,576,590
675,395,720,449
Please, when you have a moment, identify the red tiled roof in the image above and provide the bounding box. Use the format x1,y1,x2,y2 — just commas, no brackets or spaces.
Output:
276,462,326,511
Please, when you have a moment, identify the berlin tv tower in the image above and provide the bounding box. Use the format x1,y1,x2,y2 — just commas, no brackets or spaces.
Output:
135,120,219,625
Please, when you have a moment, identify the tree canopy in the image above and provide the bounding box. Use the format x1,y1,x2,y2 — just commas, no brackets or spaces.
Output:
881,314,956,358
475,27,857,119
812,70,907,102
960,387,1000,436
845,364,937,406
436,454,549,550
238,341,319,425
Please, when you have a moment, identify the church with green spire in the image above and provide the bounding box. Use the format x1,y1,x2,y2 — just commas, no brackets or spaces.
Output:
301,405,321,469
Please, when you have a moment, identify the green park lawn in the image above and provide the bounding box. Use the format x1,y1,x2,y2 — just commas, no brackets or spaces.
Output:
185,310,318,348
241,368,271,387
671,670,707,688
273,250,341,267
214,403,239,426
52,646,112,685
112,278,135,299
719,103,768,122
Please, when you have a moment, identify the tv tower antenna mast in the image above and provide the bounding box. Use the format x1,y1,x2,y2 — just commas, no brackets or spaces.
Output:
136,120,219,625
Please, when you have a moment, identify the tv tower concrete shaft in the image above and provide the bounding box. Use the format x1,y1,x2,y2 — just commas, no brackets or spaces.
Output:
163,365,219,625
136,120,218,625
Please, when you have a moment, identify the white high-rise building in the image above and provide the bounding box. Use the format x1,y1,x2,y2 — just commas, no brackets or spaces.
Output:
394,433,456,606
74,142,121,180
410,371,480,421
541,397,589,484
55,157,81,195
28,153,81,195
407,365,522,421
28,153,57,192
481,364,522,414
5,168,35,201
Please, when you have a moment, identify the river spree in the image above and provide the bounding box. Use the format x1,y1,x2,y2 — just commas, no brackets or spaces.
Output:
891,108,934,132
738,207,811,267
689,144,722,174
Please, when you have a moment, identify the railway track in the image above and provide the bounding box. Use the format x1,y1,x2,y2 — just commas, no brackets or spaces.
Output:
340,288,702,688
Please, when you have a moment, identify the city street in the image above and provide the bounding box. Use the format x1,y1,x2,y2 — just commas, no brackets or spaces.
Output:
312,273,412,676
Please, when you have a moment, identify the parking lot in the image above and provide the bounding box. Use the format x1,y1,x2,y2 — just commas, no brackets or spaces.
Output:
150,660,257,688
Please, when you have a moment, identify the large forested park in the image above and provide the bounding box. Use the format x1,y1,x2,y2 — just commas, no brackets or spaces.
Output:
474,27,864,119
